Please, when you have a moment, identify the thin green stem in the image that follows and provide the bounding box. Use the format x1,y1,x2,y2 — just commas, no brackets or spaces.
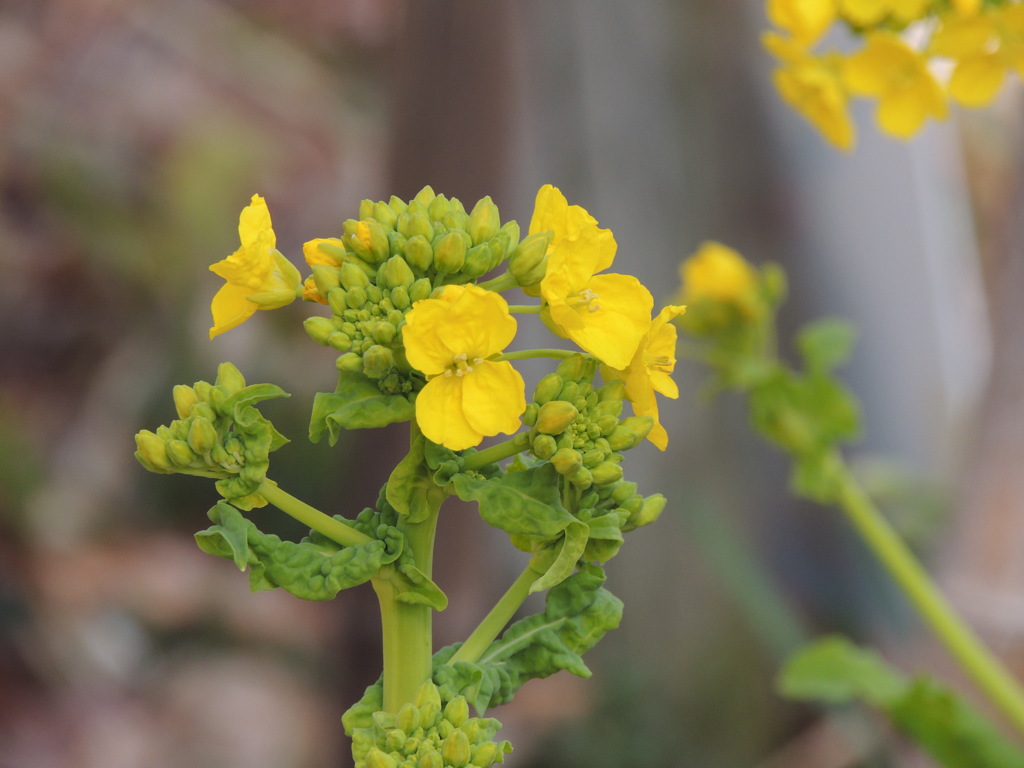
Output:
498,348,577,362
447,561,545,665
257,479,371,548
477,272,519,292
462,432,531,471
835,461,1024,734
507,305,542,314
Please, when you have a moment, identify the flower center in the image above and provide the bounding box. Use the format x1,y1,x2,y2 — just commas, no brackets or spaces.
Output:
442,353,485,377
568,288,601,313
646,353,673,374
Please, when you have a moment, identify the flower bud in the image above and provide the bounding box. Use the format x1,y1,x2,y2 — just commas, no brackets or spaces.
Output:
467,196,500,245
611,480,639,502
166,439,196,468
406,211,434,241
327,287,348,316
216,363,246,395
606,425,638,451
396,703,421,734
409,277,433,304
557,381,579,403
433,230,468,275
428,193,450,221
364,748,398,768
413,185,436,207
582,448,604,468
366,284,383,304
597,380,627,401
390,285,411,310
500,219,520,253
569,466,593,489
471,743,502,768
404,235,433,272
387,230,407,258
533,374,563,405
418,703,441,731
340,261,371,290
550,447,582,476
461,244,493,278
358,199,375,220
363,345,395,378
187,417,218,455
370,321,397,345
508,231,551,287
595,414,619,435
591,461,623,485
532,434,557,460
521,403,539,427
383,255,416,289
443,697,469,727
311,264,341,296
172,385,199,419
441,730,470,768
621,416,654,443
192,380,212,403
384,729,406,754
304,316,335,346
328,332,352,352
373,201,398,229
417,753,444,768
630,493,667,528
337,352,363,372
346,285,367,309
135,430,172,471
535,401,578,435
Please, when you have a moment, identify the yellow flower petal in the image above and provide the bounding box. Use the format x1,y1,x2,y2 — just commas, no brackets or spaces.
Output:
415,376,482,451
681,242,757,303
948,54,1007,107
529,184,617,274
462,361,526,438
210,282,259,339
564,273,654,370
768,0,837,45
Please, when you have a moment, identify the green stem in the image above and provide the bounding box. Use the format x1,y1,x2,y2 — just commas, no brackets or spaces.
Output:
373,423,444,712
507,304,542,314
835,462,1024,734
257,479,372,548
462,432,531,471
498,348,577,362
448,561,544,665
477,272,519,292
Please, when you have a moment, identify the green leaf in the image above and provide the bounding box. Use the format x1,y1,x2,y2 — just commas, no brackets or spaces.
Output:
780,636,1024,768
194,501,251,571
583,509,628,563
798,319,857,375
309,371,414,444
387,434,445,523
527,521,589,593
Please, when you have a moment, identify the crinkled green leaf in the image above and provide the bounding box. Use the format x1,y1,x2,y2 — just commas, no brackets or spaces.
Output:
798,319,857,375
780,636,1024,768
309,371,414,444
453,465,584,590
195,501,251,571
582,509,628,563
387,434,445,523
389,562,449,611
342,680,384,736
434,564,622,713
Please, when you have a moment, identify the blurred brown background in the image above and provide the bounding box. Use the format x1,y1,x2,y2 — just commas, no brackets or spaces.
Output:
2,1,1023,766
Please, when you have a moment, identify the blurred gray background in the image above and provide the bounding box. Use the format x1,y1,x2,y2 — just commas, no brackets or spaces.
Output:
2,1,1023,766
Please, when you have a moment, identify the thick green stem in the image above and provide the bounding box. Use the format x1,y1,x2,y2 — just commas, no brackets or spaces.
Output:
497,348,577,362
507,304,542,314
257,479,371,548
462,432,531,471
477,272,519,292
448,561,545,665
835,463,1024,734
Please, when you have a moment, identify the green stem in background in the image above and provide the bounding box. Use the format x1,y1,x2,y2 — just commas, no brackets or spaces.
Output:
257,479,371,548
835,461,1024,734
497,348,576,362
507,304,542,314
462,432,531,471
448,561,545,666
374,423,443,712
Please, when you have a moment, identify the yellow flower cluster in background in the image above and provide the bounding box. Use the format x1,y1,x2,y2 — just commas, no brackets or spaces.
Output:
765,0,1023,149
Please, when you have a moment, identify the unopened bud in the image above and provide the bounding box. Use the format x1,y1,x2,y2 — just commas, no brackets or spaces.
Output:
406,211,434,241
370,321,397,345
556,355,597,383
461,244,493,278
215,363,244,395
500,219,520,253
363,748,398,768
569,466,593,489
591,461,623,485
508,231,551,287
187,417,217,455
358,199,375,220
428,193,450,221
535,401,578,435
621,416,654,442
550,447,582,476
413,185,436,207
532,434,557,460
471,743,503,768
339,262,370,290
173,385,199,419
304,316,335,346
387,230,407,258
443,697,469,727
311,265,341,297
381,255,414,290
533,374,563,404
417,753,444,768
384,730,406,753
404,235,433,272
441,730,471,768
631,493,667,528
373,201,398,229
409,277,433,303
396,703,421,734
337,352,363,372
135,430,171,471
362,345,395,378
557,381,579,403
593,399,624,419
347,286,368,309
582,448,605,468
166,439,196,468
433,230,468,275
596,414,619,435
597,380,627,401
327,332,352,352
521,403,539,427
467,196,500,245
611,480,639,502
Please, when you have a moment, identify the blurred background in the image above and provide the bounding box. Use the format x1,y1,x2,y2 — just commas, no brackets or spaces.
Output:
2,1,1024,766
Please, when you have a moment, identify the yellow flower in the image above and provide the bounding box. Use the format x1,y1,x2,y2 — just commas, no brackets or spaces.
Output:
767,0,837,45
403,284,526,450
931,6,1024,107
843,33,948,139
680,242,758,305
531,185,653,370
839,0,930,26
764,32,855,150
300,237,345,304
603,305,686,451
209,195,301,339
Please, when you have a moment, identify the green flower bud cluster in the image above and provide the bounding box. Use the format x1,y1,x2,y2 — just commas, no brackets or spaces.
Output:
134,363,288,508
520,355,653,491
351,682,510,768
303,186,523,397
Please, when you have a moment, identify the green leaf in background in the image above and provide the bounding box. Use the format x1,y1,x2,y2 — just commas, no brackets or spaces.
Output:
309,370,414,444
779,636,1024,768
797,318,857,375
